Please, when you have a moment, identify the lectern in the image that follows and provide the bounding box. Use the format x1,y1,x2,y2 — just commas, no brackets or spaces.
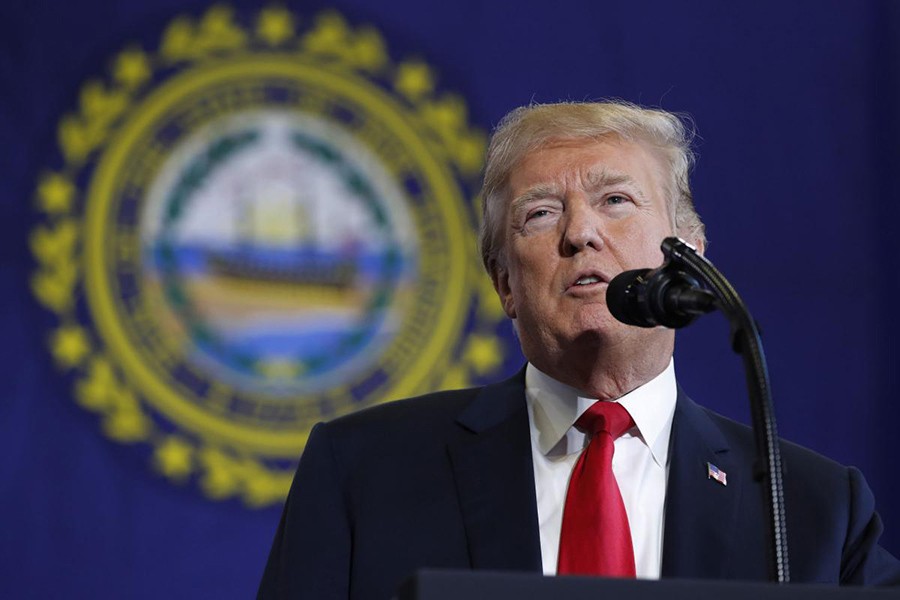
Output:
398,570,900,600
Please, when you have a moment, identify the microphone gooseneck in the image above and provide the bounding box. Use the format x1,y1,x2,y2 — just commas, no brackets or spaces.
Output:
605,237,790,584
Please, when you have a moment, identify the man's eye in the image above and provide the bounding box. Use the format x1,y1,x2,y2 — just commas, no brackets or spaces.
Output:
606,195,629,205
526,209,551,221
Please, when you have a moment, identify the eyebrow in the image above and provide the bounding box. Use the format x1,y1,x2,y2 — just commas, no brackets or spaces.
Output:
510,183,563,215
584,169,637,194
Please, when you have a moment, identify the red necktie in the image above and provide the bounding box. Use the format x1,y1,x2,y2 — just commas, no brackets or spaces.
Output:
557,401,636,577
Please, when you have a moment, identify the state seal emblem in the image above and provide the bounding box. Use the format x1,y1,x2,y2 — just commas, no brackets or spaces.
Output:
30,5,513,505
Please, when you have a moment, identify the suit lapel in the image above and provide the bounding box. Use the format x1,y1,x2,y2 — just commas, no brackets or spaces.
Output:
446,375,744,577
447,371,543,573
661,389,742,578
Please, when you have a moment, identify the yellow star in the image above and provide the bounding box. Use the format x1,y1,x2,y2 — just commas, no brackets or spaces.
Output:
113,47,151,89
244,467,289,507
353,27,387,71
200,448,238,498
456,132,486,176
105,408,149,442
428,95,464,131
155,436,194,479
51,325,90,368
441,364,470,390
37,173,75,215
256,7,295,46
395,61,434,101
463,334,502,375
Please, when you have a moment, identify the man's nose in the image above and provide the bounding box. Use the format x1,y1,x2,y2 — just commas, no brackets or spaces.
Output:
561,199,604,255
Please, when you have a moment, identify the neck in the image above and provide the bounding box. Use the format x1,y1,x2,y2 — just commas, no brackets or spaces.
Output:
528,331,674,400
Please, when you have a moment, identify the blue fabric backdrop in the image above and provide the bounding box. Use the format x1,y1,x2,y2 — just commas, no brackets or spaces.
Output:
2,0,899,597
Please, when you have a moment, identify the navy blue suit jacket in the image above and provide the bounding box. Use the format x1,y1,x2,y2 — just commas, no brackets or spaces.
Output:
258,371,900,599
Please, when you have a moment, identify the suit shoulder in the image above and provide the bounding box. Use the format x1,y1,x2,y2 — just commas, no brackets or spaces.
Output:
319,386,482,440
297,386,483,486
699,405,851,480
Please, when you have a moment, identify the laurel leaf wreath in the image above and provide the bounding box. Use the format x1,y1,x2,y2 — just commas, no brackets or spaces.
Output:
31,3,503,506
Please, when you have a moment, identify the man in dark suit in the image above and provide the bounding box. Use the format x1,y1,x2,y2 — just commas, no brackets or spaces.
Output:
258,101,900,599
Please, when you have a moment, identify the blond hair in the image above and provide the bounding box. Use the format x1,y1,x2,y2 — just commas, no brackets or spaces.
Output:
479,101,705,275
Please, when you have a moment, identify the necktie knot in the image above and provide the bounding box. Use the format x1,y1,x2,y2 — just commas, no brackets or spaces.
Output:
575,401,634,439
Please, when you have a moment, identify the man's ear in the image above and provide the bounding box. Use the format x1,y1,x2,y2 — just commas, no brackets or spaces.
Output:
490,264,517,320
693,237,706,256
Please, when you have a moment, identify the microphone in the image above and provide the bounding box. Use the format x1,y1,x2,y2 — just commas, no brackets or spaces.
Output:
607,265,717,329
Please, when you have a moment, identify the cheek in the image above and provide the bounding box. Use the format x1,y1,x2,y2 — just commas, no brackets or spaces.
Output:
620,217,671,255
505,253,552,309
506,260,532,301
508,239,544,277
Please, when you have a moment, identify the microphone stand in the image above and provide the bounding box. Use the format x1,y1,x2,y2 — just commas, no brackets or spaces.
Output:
661,237,790,584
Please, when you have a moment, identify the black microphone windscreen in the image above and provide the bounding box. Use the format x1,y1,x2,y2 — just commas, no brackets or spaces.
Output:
606,268,653,327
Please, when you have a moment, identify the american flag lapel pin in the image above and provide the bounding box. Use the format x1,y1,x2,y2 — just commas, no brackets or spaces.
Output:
707,462,727,486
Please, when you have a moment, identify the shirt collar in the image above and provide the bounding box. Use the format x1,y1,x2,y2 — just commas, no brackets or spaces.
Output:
524,359,677,468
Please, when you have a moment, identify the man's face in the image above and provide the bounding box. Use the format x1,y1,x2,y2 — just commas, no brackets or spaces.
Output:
493,135,676,365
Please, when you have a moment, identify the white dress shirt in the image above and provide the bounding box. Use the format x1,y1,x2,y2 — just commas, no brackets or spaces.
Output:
524,359,677,579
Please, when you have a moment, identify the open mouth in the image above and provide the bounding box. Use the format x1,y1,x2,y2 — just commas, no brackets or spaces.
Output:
573,275,603,286
567,271,609,293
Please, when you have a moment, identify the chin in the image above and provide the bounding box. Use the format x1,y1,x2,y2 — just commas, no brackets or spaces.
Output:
570,308,667,349
570,305,619,335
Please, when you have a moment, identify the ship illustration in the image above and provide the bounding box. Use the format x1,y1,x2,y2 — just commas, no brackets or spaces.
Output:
206,189,359,292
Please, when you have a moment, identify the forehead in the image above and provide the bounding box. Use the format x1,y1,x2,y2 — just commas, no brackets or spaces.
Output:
507,135,669,199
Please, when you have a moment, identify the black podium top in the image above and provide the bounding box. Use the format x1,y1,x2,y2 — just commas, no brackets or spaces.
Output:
399,570,900,600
